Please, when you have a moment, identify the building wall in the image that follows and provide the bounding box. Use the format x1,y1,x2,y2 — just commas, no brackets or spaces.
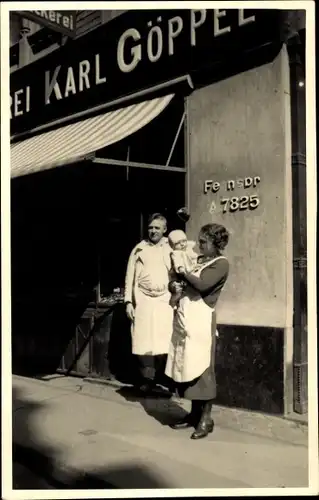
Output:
10,10,126,71
186,47,293,413
9,9,301,412
187,47,293,329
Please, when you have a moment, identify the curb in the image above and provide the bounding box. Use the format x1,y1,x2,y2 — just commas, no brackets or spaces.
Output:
83,375,126,390
83,376,308,428
283,414,308,427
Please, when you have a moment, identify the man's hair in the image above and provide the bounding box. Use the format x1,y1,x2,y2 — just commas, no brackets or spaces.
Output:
148,213,167,227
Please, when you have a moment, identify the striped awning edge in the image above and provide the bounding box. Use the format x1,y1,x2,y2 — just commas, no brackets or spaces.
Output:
11,94,174,178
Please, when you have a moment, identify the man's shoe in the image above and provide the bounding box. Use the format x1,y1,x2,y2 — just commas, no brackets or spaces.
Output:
139,382,155,394
169,414,197,430
170,400,202,430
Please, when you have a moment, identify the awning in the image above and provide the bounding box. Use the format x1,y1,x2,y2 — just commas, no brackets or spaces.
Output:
11,94,174,178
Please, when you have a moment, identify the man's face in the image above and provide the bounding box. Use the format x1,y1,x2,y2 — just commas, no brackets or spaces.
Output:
148,219,166,243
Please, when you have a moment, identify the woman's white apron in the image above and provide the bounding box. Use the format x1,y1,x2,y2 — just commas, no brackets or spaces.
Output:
131,243,174,356
165,257,221,383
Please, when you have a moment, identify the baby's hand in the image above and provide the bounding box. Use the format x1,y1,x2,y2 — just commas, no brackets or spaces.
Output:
169,280,184,294
177,266,186,275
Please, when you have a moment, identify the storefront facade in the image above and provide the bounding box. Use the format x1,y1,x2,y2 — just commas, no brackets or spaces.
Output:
10,8,306,415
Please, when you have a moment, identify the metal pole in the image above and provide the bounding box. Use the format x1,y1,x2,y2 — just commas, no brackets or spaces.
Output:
183,97,190,216
126,146,130,181
166,112,186,167
93,157,186,173
287,34,307,414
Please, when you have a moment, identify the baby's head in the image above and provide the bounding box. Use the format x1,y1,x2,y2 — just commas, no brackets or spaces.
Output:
168,230,188,250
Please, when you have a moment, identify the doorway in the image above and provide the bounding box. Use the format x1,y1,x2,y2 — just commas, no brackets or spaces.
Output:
92,163,186,299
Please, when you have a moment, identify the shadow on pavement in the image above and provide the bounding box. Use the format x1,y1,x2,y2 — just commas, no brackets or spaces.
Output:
116,385,188,426
12,385,172,490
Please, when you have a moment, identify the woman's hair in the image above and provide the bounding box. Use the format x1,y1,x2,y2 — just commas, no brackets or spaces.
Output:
148,213,167,227
200,223,229,251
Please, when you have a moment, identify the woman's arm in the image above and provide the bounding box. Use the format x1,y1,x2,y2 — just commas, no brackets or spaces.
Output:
183,258,229,293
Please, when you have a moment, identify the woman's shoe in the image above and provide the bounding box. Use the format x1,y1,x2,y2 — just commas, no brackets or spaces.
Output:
190,399,214,439
190,419,214,439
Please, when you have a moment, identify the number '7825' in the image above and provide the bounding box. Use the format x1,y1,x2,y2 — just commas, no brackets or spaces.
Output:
220,195,260,213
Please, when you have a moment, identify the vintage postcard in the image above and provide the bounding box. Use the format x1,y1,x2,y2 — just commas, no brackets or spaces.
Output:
1,1,318,498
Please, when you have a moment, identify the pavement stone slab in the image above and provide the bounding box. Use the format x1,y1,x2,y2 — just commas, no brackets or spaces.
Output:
10,374,309,490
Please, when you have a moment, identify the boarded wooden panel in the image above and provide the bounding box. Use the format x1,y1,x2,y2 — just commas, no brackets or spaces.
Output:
75,11,102,37
89,311,114,379
75,316,93,375
59,307,95,376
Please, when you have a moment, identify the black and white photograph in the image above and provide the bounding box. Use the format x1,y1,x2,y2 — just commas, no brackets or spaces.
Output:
1,1,318,497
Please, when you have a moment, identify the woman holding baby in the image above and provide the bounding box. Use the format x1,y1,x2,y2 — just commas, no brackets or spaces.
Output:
165,223,230,440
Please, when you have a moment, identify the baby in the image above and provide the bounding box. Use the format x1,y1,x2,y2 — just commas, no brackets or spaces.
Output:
168,230,198,274
168,230,198,307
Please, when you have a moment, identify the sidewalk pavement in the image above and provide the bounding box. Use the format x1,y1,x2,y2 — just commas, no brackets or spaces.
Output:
10,374,309,491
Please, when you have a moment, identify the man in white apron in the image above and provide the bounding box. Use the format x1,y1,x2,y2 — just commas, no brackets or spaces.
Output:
124,213,174,393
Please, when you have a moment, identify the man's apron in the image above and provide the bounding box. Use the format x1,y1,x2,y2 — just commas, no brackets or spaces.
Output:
131,244,173,356
165,257,221,383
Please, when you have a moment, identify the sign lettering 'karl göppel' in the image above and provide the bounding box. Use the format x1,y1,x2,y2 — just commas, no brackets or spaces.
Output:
11,10,255,118
10,9,283,135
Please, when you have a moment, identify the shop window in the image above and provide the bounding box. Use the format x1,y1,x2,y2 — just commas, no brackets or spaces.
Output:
27,27,62,54
10,13,22,46
10,44,19,69
10,13,22,69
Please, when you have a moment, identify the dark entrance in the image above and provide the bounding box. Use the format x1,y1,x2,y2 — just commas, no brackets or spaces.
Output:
11,160,185,380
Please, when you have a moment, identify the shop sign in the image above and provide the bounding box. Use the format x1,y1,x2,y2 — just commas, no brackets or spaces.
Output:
21,11,77,37
10,8,283,137
203,176,261,215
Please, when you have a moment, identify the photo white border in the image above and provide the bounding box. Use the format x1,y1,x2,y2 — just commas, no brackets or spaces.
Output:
1,1,318,498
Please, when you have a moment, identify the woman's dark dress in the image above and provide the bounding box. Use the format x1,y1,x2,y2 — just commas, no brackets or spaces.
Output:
175,255,229,401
